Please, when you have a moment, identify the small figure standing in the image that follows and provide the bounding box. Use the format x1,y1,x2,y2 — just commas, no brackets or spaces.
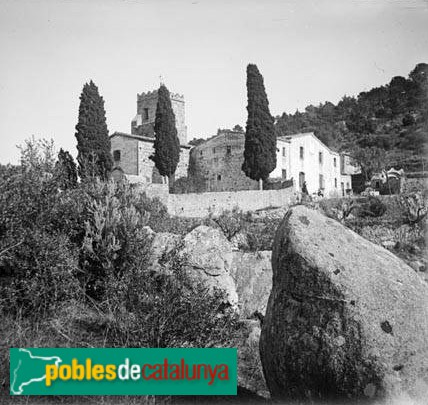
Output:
302,181,308,195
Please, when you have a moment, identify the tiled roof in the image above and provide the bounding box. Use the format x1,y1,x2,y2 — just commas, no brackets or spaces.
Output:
110,131,191,148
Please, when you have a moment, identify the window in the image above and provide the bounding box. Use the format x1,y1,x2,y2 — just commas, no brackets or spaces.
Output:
333,157,337,167
319,174,324,190
300,146,304,160
319,152,323,164
213,147,216,154
217,174,221,181
226,145,231,155
214,157,218,163
299,172,305,189
334,178,337,188
282,147,286,157
282,169,287,179
113,150,121,161
144,108,149,120
200,150,203,156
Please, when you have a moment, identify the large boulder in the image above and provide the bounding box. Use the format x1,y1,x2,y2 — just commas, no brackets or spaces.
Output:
229,251,272,398
236,320,270,399
181,226,238,307
260,205,428,403
230,251,272,317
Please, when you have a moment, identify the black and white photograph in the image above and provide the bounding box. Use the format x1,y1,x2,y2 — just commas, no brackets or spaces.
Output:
0,0,427,404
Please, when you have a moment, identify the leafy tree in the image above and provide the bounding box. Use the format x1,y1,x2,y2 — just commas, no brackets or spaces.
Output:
55,148,77,189
150,84,180,187
75,81,112,180
352,146,387,181
242,64,276,188
233,124,244,132
18,136,56,173
409,63,428,85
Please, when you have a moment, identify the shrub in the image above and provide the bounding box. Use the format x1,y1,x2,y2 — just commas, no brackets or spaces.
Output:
78,180,151,300
244,218,278,251
398,192,427,224
99,246,240,348
0,165,58,238
0,230,80,318
212,207,248,241
322,196,387,220
357,196,387,217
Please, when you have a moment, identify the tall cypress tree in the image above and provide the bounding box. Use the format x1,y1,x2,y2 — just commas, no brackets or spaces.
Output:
75,80,112,180
55,148,78,189
150,84,180,187
242,64,276,189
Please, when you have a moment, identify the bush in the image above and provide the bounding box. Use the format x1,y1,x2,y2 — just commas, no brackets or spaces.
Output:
402,113,416,126
244,218,278,251
398,192,427,224
0,230,80,318
320,197,387,221
87,246,240,348
212,207,248,241
357,196,387,217
74,180,152,300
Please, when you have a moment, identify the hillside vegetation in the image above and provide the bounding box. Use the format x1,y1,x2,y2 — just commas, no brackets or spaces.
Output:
275,63,428,177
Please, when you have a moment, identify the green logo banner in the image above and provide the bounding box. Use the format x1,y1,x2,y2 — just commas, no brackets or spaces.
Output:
9,348,237,396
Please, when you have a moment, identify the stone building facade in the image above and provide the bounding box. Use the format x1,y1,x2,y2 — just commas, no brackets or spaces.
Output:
110,89,190,184
131,90,187,145
110,132,190,184
189,130,357,197
189,129,259,192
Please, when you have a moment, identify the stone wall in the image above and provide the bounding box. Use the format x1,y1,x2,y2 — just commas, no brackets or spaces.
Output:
132,182,170,200
166,187,297,217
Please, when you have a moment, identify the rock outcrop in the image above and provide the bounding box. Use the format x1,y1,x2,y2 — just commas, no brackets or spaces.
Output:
146,225,238,307
230,251,272,317
260,205,428,403
181,226,238,307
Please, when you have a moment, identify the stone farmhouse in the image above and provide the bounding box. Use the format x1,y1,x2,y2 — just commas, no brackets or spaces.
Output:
110,90,190,184
189,129,259,192
189,129,357,197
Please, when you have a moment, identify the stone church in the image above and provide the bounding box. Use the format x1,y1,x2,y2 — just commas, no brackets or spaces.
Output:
110,89,190,184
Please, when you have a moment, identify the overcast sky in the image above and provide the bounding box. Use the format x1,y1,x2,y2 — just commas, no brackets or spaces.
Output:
0,0,427,164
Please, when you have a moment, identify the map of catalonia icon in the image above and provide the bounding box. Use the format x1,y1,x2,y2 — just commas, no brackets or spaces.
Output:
10,348,62,395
